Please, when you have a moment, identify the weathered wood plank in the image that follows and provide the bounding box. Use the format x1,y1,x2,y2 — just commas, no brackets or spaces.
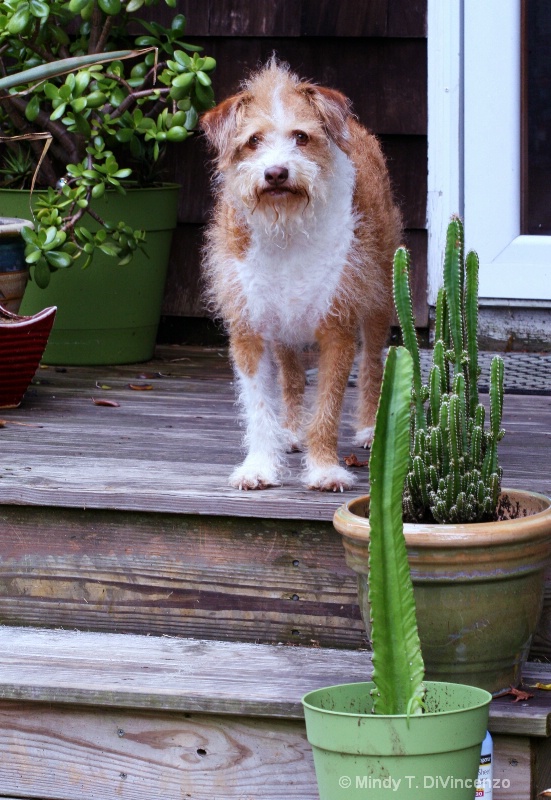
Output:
1,627,550,738
0,628,371,718
0,506,364,646
493,736,532,800
0,703,536,800
1,349,549,520
0,701,318,800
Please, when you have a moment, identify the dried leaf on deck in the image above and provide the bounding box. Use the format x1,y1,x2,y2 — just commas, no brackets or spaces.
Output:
529,682,551,691
95,382,112,390
128,383,154,391
493,685,534,702
92,398,120,407
343,453,369,467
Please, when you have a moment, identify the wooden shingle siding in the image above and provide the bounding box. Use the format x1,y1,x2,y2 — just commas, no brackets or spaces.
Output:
154,1,428,327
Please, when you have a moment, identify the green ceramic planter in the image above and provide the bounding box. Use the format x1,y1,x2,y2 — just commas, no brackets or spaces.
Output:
333,490,551,694
302,681,491,800
1,185,179,365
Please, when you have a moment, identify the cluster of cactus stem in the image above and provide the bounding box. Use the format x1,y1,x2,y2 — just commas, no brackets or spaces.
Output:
393,216,505,524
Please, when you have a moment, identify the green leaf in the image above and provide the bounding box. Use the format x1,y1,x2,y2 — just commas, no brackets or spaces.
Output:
71,96,87,114
7,5,30,34
29,0,49,18
45,250,72,269
25,249,43,264
98,244,119,257
194,80,214,107
166,125,187,142
98,0,122,14
368,346,425,716
74,71,91,95
25,94,40,122
33,260,51,288
68,0,90,11
126,0,144,9
196,70,211,87
0,51,135,93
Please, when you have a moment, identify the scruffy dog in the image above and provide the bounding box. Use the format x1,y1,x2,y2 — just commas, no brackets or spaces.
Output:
201,59,401,491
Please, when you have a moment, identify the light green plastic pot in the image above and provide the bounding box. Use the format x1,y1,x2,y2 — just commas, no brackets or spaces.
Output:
302,681,491,800
2,185,179,365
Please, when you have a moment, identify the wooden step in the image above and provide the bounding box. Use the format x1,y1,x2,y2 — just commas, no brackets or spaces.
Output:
0,503,365,649
1,347,551,655
0,627,550,800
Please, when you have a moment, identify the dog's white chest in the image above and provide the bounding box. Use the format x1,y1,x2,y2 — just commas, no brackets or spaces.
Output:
237,224,353,342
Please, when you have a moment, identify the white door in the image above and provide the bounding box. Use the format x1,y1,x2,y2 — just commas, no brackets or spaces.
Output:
428,0,551,305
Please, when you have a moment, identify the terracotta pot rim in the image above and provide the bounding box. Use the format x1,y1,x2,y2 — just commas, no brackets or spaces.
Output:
333,488,551,548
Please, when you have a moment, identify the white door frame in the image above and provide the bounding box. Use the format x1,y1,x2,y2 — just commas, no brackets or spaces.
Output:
427,0,551,306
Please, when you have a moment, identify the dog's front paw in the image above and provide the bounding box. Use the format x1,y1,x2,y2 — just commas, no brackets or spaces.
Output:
354,426,375,449
304,464,356,493
229,457,281,490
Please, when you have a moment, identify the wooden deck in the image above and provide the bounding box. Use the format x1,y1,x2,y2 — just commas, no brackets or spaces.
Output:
1,344,550,517
0,346,551,799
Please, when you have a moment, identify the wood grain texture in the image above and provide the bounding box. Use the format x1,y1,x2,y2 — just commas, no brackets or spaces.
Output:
1,348,549,516
0,626,545,800
0,348,550,648
0,627,370,717
0,701,318,800
0,707,536,800
0,505,364,645
0,627,550,736
179,0,427,38
188,38,427,136
493,736,532,800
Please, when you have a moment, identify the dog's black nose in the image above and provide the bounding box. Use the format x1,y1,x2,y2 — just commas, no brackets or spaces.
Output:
264,166,289,186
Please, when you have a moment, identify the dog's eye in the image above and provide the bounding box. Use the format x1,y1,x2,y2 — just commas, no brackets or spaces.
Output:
247,134,261,149
293,131,309,146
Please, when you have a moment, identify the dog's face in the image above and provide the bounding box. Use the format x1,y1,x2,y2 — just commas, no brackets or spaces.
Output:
201,61,351,235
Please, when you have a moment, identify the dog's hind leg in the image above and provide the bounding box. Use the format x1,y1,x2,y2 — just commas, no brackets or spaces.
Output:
354,311,390,448
304,326,357,492
229,332,286,489
274,343,306,453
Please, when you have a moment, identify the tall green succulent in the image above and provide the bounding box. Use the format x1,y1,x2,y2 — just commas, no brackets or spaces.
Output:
368,345,425,715
393,216,505,524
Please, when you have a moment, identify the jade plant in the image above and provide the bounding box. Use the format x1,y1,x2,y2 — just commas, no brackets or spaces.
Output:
368,345,425,715
0,0,216,285
393,216,505,524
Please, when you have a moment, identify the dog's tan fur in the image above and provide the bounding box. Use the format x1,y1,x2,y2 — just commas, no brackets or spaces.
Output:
201,60,401,491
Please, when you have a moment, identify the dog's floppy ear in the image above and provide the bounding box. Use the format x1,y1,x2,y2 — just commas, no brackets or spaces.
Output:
298,84,351,150
201,92,251,168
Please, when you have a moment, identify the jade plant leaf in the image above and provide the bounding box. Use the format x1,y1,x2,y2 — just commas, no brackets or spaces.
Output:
368,346,425,716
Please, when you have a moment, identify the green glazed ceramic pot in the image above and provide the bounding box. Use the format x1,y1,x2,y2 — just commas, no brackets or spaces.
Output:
2,185,179,365
333,489,551,694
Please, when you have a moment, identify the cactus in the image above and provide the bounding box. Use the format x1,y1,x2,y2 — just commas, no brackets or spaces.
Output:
393,216,505,524
368,346,425,715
